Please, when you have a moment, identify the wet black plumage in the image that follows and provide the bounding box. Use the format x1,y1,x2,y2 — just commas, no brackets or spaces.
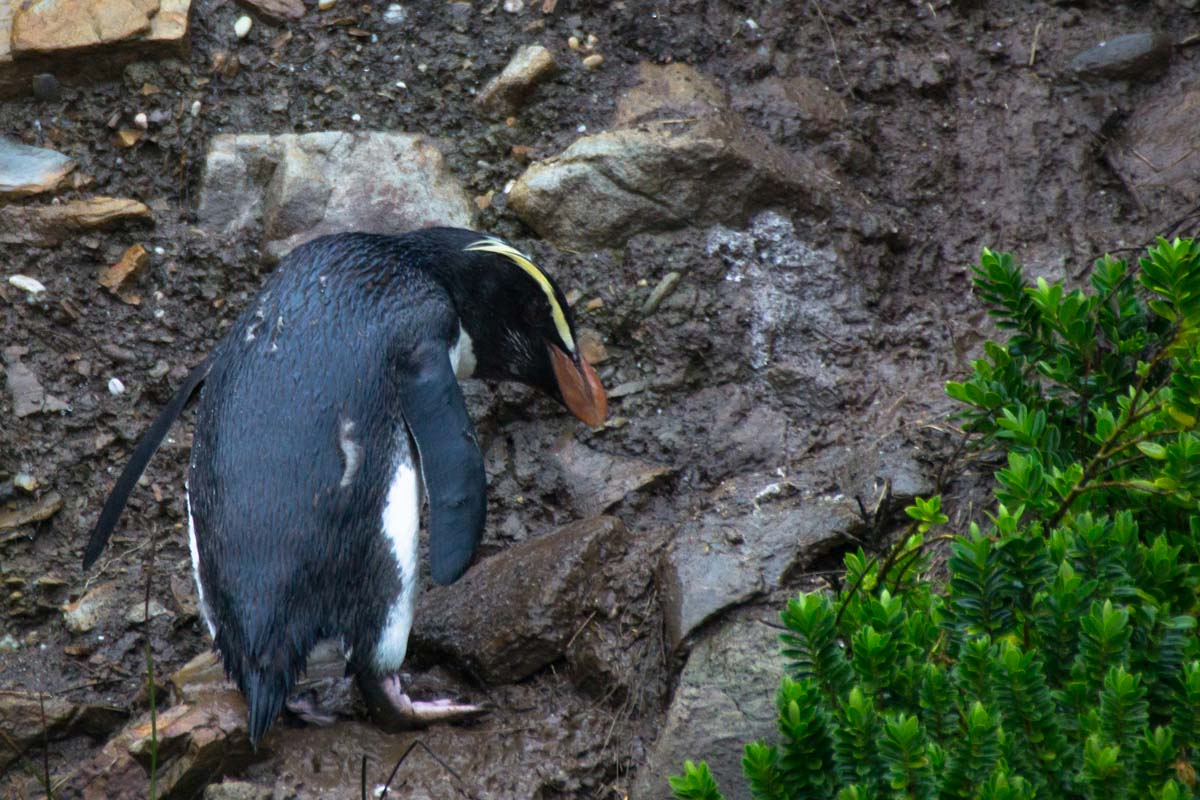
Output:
83,228,606,745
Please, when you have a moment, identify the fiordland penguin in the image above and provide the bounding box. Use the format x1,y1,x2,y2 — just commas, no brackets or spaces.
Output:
82,228,607,745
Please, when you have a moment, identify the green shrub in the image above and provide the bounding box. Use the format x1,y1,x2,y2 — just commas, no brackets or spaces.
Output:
670,239,1200,800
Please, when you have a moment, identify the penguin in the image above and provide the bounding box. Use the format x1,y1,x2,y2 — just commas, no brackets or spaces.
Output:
82,228,607,746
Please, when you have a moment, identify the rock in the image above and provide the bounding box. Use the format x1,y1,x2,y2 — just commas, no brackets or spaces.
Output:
0,197,153,246
550,438,670,517
99,243,149,302
613,62,728,127
58,686,255,800
633,615,787,800
1111,83,1200,209
8,274,47,297
11,0,156,54
62,581,119,633
0,691,127,771
125,598,170,624
412,516,630,683
582,53,604,70
642,270,681,315
31,72,61,100
4,347,70,417
234,15,252,38
508,115,828,249
475,44,558,117
0,135,75,198
0,0,191,97
204,781,273,800
197,131,476,262
0,491,63,536
660,471,859,649
1068,32,1172,82
235,0,304,22
0,633,19,652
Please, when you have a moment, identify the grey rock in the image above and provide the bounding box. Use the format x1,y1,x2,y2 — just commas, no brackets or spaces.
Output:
476,44,558,117
412,516,630,683
234,0,305,22
1111,83,1200,208
4,346,69,417
1068,32,1172,82
31,73,61,101
125,598,171,624
198,132,476,262
508,115,828,250
204,781,273,800
550,438,671,517
62,581,119,634
660,471,858,649
0,633,19,653
0,135,75,198
633,615,788,800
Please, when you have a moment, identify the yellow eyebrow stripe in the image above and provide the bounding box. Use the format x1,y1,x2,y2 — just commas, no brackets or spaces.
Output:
464,239,575,352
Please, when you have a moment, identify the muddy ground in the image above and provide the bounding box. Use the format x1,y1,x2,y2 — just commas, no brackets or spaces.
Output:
2,0,1198,798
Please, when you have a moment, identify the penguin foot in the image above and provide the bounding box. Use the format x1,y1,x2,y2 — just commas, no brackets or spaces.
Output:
284,691,338,727
360,673,485,729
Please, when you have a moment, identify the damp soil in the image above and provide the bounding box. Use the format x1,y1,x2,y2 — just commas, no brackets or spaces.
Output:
0,0,1194,797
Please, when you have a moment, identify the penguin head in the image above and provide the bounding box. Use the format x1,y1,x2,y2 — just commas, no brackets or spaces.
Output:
449,234,608,427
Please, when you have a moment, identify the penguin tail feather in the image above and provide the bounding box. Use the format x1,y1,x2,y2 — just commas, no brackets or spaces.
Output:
244,668,290,748
82,359,211,570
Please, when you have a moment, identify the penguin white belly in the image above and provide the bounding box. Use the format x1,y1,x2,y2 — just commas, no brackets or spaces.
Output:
186,489,217,637
373,453,421,672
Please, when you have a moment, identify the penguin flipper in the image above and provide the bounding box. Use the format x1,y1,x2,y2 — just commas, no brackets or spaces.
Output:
82,359,212,569
398,339,486,586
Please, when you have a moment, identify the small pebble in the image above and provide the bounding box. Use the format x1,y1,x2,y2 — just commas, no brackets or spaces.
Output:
108,377,126,396
351,113,362,122
503,0,524,11
13,473,37,492
190,100,202,117
31,73,61,101
318,0,337,8
0,634,18,654
383,3,407,23
234,15,252,38
642,271,682,315
133,112,148,129
568,36,580,50
582,53,604,70
8,275,46,296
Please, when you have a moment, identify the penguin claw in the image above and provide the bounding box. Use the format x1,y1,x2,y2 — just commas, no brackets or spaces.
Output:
362,673,486,729
284,693,339,727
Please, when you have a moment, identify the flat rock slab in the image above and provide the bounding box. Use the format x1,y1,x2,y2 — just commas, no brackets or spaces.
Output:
197,131,477,262
0,135,75,198
660,471,859,649
550,437,671,517
1111,83,1200,212
58,687,256,800
508,114,829,250
412,516,629,684
0,690,126,771
0,196,153,246
0,0,191,96
633,615,788,800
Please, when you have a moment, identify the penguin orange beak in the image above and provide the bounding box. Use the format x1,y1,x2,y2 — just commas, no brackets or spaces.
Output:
549,344,607,428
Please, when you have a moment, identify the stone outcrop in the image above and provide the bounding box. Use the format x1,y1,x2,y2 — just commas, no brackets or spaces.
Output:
197,131,477,262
